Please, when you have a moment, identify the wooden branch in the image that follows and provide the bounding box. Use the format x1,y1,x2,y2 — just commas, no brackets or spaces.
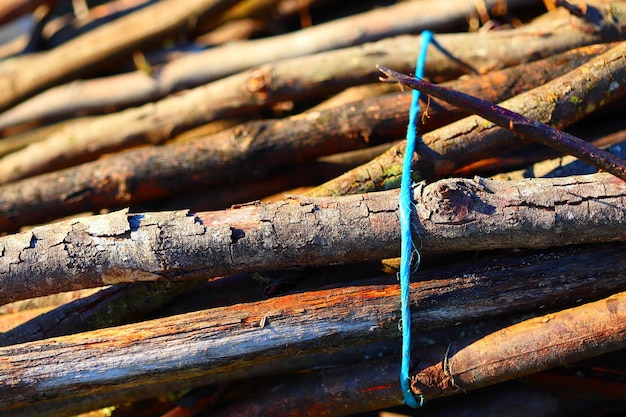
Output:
0,173,624,305
1,242,625,413
0,0,569,133
378,65,626,181
1,4,624,179
209,284,626,416
0,44,619,231
308,35,626,196
412,290,626,398
0,0,239,112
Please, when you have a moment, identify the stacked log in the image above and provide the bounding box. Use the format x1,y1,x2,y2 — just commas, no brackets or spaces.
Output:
0,1,625,416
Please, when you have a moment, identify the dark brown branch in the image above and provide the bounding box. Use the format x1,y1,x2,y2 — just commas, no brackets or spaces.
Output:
377,64,626,181
0,173,624,305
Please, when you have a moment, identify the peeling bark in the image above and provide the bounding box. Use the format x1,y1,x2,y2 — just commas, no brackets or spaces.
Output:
308,37,626,196
0,173,624,305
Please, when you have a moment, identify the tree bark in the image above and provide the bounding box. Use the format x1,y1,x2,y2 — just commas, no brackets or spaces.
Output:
1,3,624,185
0,172,624,305
1,41,624,232
209,285,626,417
1,242,625,414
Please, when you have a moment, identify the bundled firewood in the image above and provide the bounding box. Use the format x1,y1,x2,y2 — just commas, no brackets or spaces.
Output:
0,1,625,416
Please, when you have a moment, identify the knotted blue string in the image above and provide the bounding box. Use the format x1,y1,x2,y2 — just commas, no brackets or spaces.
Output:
399,30,432,408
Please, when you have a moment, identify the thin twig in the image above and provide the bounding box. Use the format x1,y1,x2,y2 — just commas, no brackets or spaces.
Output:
377,65,626,182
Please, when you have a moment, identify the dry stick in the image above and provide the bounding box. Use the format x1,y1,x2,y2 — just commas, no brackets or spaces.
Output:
0,0,239,112
378,66,626,182
0,279,203,347
0,44,617,230
1,173,625,305
1,242,626,414
0,0,558,133
308,36,626,197
0,7,623,175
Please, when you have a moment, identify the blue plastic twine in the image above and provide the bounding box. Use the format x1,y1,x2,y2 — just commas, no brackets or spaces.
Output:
399,30,432,408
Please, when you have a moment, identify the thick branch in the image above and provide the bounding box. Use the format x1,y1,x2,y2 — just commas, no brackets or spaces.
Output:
0,173,624,305
1,242,625,413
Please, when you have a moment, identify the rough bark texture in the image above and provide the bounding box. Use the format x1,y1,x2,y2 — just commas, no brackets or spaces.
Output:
0,173,624,305
1,41,624,232
1,242,625,415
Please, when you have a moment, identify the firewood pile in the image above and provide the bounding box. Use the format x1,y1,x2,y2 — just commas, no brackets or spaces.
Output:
0,0,625,416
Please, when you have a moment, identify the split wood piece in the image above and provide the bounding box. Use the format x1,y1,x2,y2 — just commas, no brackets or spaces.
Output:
308,37,626,196
209,285,626,417
378,66,626,181
0,0,564,133
1,242,625,414
0,0,239,112
0,172,625,304
0,43,615,213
